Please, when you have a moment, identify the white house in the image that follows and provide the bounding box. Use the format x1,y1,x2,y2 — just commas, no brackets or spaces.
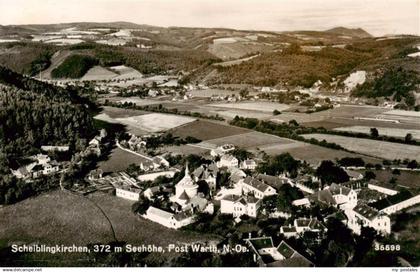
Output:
137,170,178,182
240,177,277,199
293,218,328,234
143,206,194,229
345,203,391,235
210,144,235,157
217,154,239,168
309,183,357,209
152,156,170,169
240,159,257,170
220,194,260,218
115,185,142,201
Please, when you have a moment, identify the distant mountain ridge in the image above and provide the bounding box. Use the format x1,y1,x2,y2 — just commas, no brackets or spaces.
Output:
325,27,372,38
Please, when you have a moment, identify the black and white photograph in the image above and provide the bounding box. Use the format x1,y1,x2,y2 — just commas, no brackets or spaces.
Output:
0,0,419,270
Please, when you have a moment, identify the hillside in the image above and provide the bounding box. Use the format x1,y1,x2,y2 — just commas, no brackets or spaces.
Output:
0,22,418,98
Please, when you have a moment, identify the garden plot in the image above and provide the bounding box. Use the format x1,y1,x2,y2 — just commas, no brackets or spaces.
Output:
302,134,420,161
115,113,196,132
333,126,420,140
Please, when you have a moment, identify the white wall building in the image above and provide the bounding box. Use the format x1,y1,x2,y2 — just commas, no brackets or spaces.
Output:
217,154,239,168
143,206,194,229
240,177,277,199
345,203,391,235
220,194,260,218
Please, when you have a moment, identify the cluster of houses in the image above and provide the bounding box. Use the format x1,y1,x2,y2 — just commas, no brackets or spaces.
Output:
12,153,62,181
83,135,419,268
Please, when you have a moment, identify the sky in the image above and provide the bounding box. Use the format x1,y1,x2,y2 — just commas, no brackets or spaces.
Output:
0,0,419,36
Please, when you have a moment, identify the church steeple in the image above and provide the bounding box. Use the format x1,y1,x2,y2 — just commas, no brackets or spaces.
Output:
185,162,189,176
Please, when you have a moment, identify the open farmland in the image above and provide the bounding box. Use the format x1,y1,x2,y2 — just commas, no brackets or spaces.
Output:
333,126,420,140
100,106,147,119
115,113,196,133
208,102,290,113
302,134,420,160
169,120,249,141
200,131,296,150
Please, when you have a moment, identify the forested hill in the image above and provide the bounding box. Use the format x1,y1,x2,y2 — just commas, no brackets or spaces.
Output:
0,65,83,104
0,67,96,161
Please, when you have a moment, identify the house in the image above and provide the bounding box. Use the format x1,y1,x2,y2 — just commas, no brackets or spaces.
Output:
369,190,420,215
308,183,357,209
345,203,391,235
293,218,328,234
11,154,60,180
245,237,313,267
152,156,170,169
105,172,142,201
292,198,311,207
127,134,147,150
210,144,235,157
88,169,103,181
240,159,257,170
367,181,399,196
137,169,178,182
345,169,364,181
217,154,239,168
143,186,161,200
41,145,70,152
193,163,218,192
229,166,247,183
255,173,291,190
220,194,260,218
280,225,299,238
143,206,194,229
241,177,277,199
114,183,142,201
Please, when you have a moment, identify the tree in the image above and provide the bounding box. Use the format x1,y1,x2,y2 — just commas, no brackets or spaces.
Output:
370,128,379,138
405,133,413,143
131,197,150,215
315,160,349,186
257,153,300,177
273,109,281,115
407,160,419,169
364,171,376,181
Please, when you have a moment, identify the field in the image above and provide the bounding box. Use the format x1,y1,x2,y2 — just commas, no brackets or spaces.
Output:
169,120,249,141
208,102,290,113
81,66,117,81
333,126,420,140
99,106,147,119
98,147,150,173
94,110,195,134
115,113,196,133
0,190,217,266
260,142,382,166
371,170,420,190
109,65,143,79
200,131,296,150
302,134,420,160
